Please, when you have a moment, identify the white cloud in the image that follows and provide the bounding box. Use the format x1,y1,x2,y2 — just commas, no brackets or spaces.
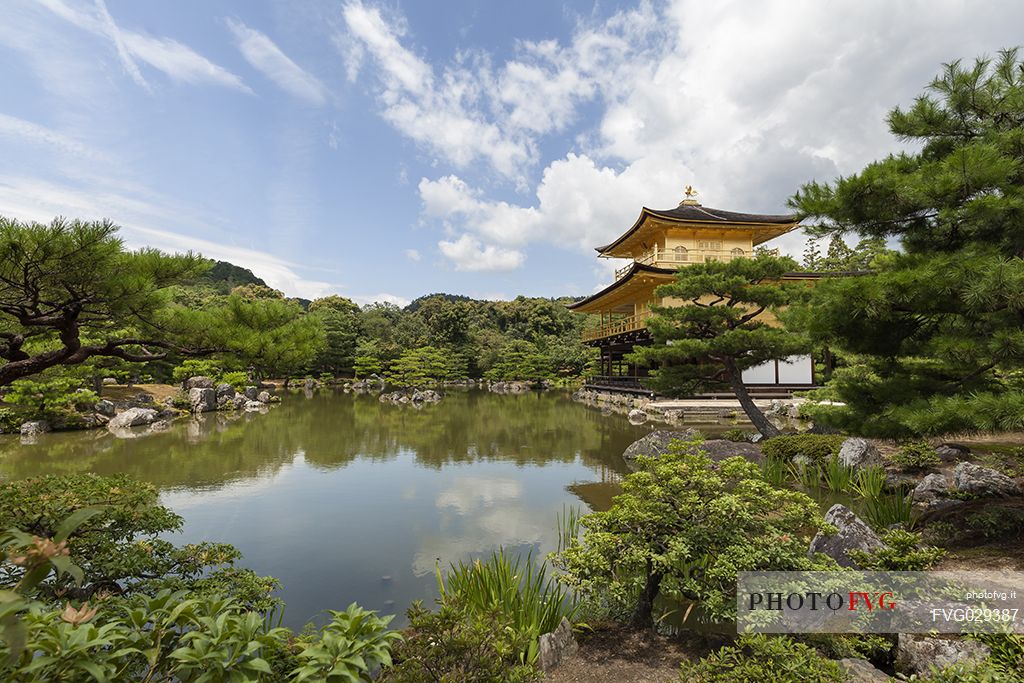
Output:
0,113,110,162
403,248,421,261
398,0,1024,278
226,19,327,105
36,0,252,93
437,234,524,272
350,293,412,308
0,175,334,299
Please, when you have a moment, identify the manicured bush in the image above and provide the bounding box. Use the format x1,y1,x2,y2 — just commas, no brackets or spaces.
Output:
890,441,941,471
3,376,97,422
171,359,224,384
678,634,845,682
555,438,825,626
760,434,845,465
219,370,250,390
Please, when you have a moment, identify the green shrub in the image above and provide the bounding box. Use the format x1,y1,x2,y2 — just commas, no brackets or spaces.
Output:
383,600,540,682
761,434,845,465
0,406,31,432
0,474,271,606
890,441,940,472
171,359,224,384
555,438,825,627
220,370,250,390
3,376,97,422
904,659,1017,682
848,529,945,570
819,455,854,493
851,466,887,499
974,633,1024,677
678,634,845,682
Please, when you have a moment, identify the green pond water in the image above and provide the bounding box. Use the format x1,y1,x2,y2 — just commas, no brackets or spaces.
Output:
0,389,659,628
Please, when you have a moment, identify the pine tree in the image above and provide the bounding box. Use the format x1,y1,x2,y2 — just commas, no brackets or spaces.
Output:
789,49,1024,436
628,254,810,437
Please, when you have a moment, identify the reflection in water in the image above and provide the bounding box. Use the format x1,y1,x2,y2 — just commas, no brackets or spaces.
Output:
0,390,650,627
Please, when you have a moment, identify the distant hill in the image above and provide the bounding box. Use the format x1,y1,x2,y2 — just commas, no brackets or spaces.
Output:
198,260,267,294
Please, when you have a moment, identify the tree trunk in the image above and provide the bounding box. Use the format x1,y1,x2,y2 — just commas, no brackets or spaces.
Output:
725,358,780,438
631,564,663,628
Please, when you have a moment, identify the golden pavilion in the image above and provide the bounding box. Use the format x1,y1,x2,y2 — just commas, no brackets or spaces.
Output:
568,187,817,395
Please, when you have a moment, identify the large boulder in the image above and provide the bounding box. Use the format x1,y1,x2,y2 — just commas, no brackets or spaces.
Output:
838,658,890,683
189,387,216,413
953,462,1021,498
107,407,159,430
184,375,214,390
256,391,272,403
243,386,259,400
838,438,882,469
627,408,648,424
699,439,765,464
215,383,235,399
622,430,702,465
895,635,990,675
537,617,578,672
912,473,949,503
808,504,884,568
20,420,50,437
95,399,116,417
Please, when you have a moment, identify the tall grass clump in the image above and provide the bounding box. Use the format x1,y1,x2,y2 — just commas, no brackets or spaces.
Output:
862,489,916,530
819,455,854,493
557,505,582,553
761,456,789,487
437,550,576,663
852,466,886,500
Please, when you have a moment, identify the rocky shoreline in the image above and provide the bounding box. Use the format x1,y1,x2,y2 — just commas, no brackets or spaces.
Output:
13,375,283,443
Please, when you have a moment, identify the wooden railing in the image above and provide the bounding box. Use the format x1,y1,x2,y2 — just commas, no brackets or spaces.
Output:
582,310,651,342
614,246,748,280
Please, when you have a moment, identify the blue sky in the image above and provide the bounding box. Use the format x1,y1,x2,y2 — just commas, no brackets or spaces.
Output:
2,0,1023,304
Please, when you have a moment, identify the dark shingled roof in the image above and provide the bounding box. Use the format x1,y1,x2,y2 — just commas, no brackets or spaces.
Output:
596,204,798,253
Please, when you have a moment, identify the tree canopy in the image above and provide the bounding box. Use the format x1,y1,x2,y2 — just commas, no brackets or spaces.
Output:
629,254,810,436
790,48,1024,436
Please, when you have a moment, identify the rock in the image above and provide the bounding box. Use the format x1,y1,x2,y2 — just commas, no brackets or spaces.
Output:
838,438,883,469
243,386,259,400
699,439,764,465
808,504,884,568
622,429,705,467
935,443,970,461
95,399,116,417
232,393,248,409
20,420,50,437
102,377,118,385
215,383,235,399
627,408,648,424
184,375,214,390
838,658,890,683
953,462,1021,498
243,400,265,411
912,473,949,503
188,387,216,413
411,389,441,403
303,378,317,390
661,409,684,422
149,420,172,432
257,391,271,403
107,407,159,430
537,617,578,672
895,634,990,675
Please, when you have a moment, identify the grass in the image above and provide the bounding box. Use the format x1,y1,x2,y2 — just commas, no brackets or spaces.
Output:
761,456,788,487
789,460,820,489
557,505,582,553
437,549,576,664
819,455,854,493
852,466,887,500
862,489,916,530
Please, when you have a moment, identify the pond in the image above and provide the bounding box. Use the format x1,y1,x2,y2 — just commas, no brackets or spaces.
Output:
0,389,654,628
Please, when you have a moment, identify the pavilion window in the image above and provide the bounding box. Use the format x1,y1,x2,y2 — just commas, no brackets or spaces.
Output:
731,247,745,258
672,246,688,262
